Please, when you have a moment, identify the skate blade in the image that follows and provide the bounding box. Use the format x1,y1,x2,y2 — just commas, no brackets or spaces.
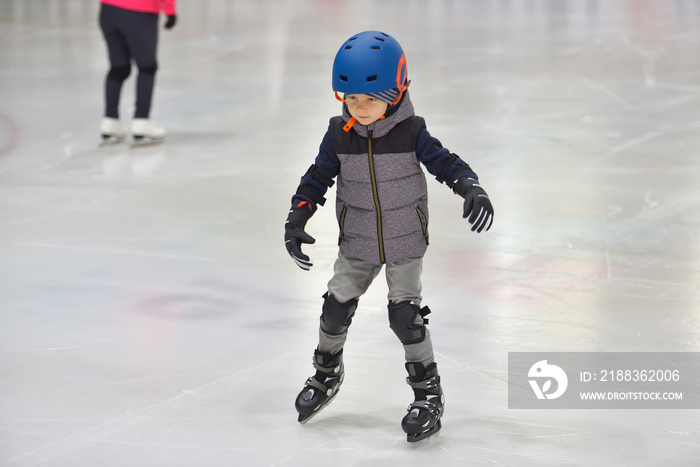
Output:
130,135,164,148
133,134,165,140
406,420,442,444
99,134,126,146
297,410,319,425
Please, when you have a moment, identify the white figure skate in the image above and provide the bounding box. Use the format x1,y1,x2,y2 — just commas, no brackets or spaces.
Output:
100,117,126,142
131,118,165,142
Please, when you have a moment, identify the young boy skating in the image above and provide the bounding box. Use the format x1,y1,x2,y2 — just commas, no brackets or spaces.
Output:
284,31,494,442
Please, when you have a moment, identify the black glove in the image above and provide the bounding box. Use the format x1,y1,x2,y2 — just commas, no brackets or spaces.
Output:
284,205,315,270
164,15,177,30
453,177,494,233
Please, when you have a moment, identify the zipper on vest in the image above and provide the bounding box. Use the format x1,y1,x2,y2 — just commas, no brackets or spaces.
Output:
367,128,385,263
416,205,429,245
338,204,347,245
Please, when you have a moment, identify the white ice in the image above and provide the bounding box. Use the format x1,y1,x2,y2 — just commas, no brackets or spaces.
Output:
1,1,700,466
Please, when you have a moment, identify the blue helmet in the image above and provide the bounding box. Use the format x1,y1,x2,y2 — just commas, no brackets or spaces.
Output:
332,31,407,99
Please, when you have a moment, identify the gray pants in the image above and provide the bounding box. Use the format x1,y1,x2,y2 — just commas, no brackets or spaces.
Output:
319,253,435,366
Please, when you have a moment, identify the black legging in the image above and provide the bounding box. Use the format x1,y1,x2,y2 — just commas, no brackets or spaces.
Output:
99,4,159,119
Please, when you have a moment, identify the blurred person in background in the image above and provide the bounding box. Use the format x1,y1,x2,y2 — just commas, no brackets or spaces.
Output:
98,0,177,142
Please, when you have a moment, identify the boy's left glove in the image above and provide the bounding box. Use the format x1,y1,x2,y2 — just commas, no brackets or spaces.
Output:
453,177,494,233
284,204,315,270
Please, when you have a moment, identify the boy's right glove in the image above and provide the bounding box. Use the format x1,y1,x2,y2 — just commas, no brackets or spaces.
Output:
453,177,494,233
284,204,316,270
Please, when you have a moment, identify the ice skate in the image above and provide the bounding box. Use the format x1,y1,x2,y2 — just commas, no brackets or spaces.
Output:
131,118,165,142
401,361,444,443
100,117,126,143
295,348,344,424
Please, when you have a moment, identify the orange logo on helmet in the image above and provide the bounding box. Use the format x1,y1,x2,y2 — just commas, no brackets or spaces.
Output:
396,54,407,88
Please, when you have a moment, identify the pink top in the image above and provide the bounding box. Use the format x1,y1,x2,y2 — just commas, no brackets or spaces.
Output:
101,0,176,16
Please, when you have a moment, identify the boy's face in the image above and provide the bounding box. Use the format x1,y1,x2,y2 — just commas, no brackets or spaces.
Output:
346,94,389,126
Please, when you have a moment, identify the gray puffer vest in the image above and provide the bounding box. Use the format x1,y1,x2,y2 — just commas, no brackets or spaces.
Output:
330,94,429,265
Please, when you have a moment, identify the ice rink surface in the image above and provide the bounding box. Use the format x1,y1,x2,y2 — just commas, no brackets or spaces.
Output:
1,0,700,465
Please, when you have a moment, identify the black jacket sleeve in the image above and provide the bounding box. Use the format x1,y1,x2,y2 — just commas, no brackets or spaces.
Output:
415,122,477,188
291,124,340,212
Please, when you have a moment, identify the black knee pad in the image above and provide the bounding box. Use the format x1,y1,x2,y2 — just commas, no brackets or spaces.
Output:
108,65,131,82
138,63,158,76
320,293,357,336
388,301,431,345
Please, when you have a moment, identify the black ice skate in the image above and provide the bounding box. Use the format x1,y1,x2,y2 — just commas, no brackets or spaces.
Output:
295,348,344,424
401,361,444,442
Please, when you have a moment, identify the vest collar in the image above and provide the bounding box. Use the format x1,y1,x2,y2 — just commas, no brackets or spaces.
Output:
341,91,415,138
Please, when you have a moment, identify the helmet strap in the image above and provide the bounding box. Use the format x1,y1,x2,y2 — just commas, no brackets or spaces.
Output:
389,82,408,107
343,117,357,132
